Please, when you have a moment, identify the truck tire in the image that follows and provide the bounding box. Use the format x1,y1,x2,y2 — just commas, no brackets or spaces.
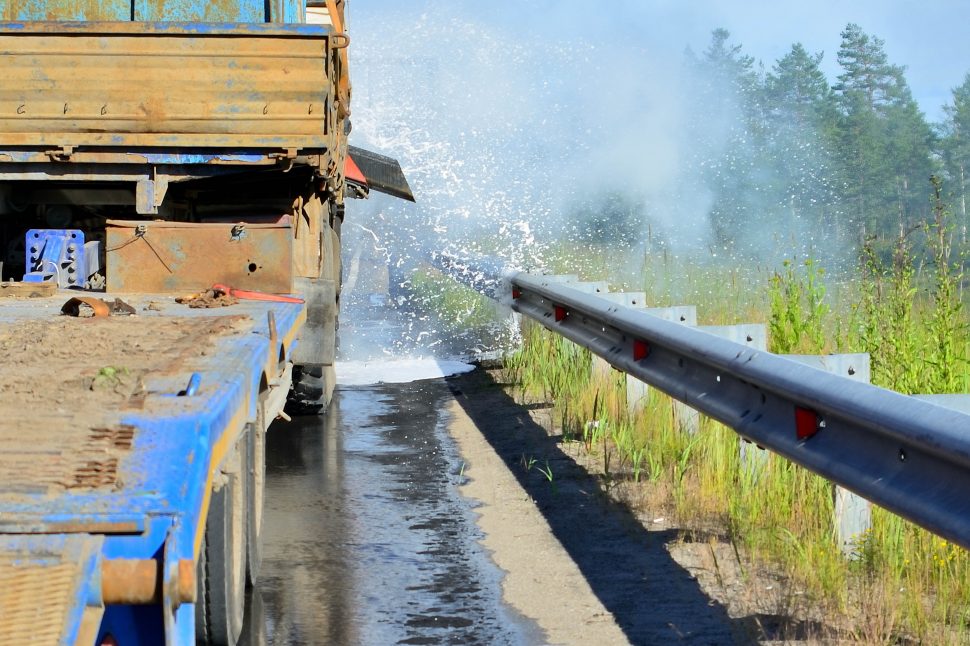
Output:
288,364,336,415
196,435,248,645
246,416,265,585
238,588,268,646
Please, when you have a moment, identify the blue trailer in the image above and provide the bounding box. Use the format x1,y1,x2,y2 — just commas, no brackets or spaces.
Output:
0,1,410,643
0,293,303,645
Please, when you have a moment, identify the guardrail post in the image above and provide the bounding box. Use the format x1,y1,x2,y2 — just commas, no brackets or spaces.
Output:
603,301,697,415
517,275,580,341
567,280,611,295
533,276,614,379
674,324,766,435
783,353,872,558
698,323,767,349
599,293,650,407
592,354,614,381
646,306,697,327
560,283,616,382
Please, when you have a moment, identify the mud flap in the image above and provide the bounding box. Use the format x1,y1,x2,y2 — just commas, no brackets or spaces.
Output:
292,276,337,366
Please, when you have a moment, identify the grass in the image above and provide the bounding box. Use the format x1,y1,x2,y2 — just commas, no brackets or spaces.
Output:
502,220,970,642
90,365,130,390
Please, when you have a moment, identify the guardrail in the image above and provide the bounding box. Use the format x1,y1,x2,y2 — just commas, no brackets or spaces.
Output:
506,271,970,550
434,252,970,552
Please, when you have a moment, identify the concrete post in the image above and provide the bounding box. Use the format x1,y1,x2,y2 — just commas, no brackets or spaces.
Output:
532,276,613,379
605,302,698,416
783,353,872,558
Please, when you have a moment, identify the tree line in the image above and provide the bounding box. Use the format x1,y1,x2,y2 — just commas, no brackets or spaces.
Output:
685,24,970,260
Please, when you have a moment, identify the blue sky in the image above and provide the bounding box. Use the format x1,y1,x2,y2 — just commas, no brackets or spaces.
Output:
352,0,970,123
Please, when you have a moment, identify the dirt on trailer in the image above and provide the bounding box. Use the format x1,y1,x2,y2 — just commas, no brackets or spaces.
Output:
175,288,239,309
0,312,246,496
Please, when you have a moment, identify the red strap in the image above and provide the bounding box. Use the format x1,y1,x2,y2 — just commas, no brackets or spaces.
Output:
211,284,304,304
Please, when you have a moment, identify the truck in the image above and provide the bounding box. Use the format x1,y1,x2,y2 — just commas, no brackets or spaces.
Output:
0,1,411,643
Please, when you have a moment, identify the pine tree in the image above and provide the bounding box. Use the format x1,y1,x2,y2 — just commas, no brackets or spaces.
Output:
703,28,758,101
766,43,836,129
940,72,970,238
832,24,934,237
762,44,843,246
686,29,762,248
834,24,899,111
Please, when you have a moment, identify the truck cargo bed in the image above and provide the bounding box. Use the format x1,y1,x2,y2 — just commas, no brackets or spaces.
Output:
0,21,336,150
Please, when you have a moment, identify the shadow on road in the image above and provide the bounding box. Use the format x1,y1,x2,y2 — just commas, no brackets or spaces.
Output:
446,367,825,645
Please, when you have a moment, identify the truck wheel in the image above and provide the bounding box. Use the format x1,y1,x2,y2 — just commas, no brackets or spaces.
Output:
238,588,268,646
246,416,265,585
288,364,336,415
196,435,248,645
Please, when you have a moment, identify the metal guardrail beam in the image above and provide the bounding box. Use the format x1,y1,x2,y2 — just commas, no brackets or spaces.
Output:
509,271,970,550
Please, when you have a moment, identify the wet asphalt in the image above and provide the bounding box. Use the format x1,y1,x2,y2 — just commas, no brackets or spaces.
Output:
239,378,541,645
235,258,541,645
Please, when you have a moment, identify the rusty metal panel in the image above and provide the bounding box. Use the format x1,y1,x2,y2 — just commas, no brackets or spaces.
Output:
134,0,265,22
106,219,294,293
0,21,334,150
0,0,131,21
134,0,305,23
0,0,306,23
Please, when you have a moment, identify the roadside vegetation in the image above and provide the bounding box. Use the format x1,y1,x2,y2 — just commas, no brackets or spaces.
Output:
394,18,970,641
408,268,499,334
502,189,970,643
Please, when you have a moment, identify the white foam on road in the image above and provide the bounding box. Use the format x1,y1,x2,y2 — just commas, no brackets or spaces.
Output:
336,358,475,386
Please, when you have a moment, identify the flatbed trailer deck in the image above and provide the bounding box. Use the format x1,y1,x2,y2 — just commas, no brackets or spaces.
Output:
0,291,304,644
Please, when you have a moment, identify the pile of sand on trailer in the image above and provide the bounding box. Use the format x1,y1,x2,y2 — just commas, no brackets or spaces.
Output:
0,314,246,494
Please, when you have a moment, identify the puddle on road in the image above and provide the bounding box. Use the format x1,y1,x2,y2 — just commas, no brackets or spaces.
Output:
241,378,543,645
336,358,475,386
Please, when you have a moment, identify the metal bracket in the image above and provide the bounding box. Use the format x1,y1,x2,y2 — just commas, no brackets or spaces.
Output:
270,149,298,173
46,145,74,161
135,173,169,215
330,33,351,49
23,229,85,288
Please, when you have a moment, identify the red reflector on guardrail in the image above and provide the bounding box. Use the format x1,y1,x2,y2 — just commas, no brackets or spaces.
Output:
512,288,521,299
633,339,650,361
554,305,567,322
795,407,819,440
